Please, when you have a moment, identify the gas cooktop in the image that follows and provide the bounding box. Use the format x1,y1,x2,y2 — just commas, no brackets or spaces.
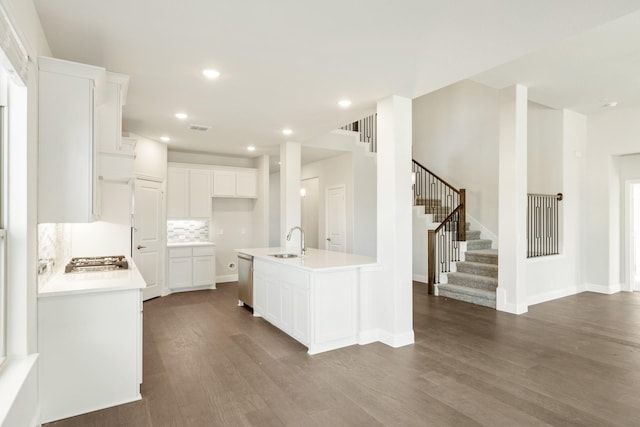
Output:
65,255,129,273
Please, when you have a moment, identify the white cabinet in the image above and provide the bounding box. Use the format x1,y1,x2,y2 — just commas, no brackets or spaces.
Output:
38,289,142,423
38,56,107,223
167,166,211,218
168,244,216,291
98,72,130,153
253,259,310,344
212,169,257,198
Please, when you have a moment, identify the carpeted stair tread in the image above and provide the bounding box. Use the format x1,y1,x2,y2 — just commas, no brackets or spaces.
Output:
437,284,496,309
465,249,498,265
466,239,492,250
447,272,497,291
455,261,498,278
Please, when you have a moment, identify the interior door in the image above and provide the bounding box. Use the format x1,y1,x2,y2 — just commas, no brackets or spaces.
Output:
133,178,164,300
325,185,346,252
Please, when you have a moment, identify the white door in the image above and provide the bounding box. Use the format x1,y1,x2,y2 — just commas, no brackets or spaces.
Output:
133,179,164,300
325,185,346,252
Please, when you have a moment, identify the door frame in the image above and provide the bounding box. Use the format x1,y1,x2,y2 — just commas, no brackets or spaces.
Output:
325,184,346,252
625,179,640,292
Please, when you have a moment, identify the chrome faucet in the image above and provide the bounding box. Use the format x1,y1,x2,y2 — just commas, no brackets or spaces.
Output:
286,226,306,256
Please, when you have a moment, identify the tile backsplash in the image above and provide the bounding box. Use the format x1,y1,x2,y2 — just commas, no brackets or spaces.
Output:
167,220,210,243
38,223,71,287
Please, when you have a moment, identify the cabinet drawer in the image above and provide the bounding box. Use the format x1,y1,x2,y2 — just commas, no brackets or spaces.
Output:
168,247,192,258
193,246,215,256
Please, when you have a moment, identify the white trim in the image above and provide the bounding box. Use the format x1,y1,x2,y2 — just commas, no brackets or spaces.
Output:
216,274,238,283
357,329,379,345
585,282,622,295
528,284,586,306
412,273,427,283
378,330,415,348
0,354,38,426
495,288,528,314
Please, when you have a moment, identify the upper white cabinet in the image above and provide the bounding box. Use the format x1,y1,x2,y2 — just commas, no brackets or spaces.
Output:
167,165,211,218
98,72,129,153
38,56,107,223
212,169,257,198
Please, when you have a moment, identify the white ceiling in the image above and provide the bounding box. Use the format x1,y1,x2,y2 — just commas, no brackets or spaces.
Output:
32,0,640,158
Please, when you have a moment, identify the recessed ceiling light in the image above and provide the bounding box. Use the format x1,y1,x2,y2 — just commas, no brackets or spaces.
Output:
247,145,256,152
160,136,170,142
338,99,352,108
602,101,618,108
202,69,220,79
175,112,188,120
282,128,293,135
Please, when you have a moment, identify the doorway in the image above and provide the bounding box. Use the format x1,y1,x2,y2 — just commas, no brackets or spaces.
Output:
301,177,319,249
627,181,640,291
133,178,164,300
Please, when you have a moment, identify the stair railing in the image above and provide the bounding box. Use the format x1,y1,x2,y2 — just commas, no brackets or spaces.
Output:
527,193,563,258
340,114,377,153
412,159,466,294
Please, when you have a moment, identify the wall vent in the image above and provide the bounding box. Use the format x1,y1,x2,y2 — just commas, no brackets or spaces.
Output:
188,124,210,132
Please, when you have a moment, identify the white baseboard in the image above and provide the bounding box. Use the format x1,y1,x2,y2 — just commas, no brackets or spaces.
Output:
216,274,238,283
496,288,528,314
378,330,415,348
528,284,586,306
585,282,622,295
358,329,380,345
412,274,427,283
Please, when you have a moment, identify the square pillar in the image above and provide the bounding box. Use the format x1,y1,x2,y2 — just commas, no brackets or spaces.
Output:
497,85,528,314
279,142,301,248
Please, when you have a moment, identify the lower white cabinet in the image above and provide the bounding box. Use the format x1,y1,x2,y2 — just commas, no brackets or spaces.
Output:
38,289,142,423
253,259,310,345
168,244,216,291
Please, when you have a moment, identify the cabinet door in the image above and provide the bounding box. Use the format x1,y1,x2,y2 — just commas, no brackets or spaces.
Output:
168,257,192,289
265,273,281,325
236,170,257,198
167,167,189,218
38,67,98,223
189,170,211,217
253,267,267,316
280,281,293,334
212,170,236,197
192,255,215,287
292,286,310,344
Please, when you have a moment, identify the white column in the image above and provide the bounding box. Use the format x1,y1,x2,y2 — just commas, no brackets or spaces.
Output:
373,95,414,347
279,142,301,249
253,154,270,248
497,85,528,314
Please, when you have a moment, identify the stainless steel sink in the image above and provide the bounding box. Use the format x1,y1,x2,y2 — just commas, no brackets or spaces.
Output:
271,253,298,259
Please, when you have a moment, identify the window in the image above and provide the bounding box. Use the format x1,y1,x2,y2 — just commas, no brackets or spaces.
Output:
0,98,6,364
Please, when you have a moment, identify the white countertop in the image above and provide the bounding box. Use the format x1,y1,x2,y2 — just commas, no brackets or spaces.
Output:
38,257,146,297
167,241,216,248
235,247,377,272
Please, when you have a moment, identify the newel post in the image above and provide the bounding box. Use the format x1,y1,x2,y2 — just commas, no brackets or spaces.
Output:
427,229,435,295
459,189,466,242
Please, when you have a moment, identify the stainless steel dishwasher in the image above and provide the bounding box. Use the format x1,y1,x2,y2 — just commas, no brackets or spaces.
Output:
237,252,253,308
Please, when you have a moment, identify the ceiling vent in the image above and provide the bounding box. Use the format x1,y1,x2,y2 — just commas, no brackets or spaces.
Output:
188,124,210,132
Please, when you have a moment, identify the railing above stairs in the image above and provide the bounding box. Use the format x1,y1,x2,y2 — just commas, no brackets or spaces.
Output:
527,192,563,258
340,114,377,153
412,160,466,294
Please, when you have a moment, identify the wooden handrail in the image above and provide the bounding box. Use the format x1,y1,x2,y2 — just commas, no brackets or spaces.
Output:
412,159,460,195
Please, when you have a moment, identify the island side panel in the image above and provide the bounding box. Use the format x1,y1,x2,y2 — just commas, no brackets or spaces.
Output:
308,269,359,355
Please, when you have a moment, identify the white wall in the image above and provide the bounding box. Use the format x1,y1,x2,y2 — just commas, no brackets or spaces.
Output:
301,177,319,248
619,154,640,290
167,150,254,168
353,147,377,257
528,102,563,194
412,79,500,235
212,198,255,281
301,153,354,253
586,105,640,291
131,133,168,180
527,110,587,305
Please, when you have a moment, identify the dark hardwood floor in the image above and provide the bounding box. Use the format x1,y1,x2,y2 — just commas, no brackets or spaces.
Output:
46,282,640,426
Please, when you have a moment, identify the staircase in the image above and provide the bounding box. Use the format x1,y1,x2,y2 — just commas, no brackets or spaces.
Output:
413,175,498,309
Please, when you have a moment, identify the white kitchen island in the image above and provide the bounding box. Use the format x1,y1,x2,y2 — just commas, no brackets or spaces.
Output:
236,247,377,355
37,259,146,423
